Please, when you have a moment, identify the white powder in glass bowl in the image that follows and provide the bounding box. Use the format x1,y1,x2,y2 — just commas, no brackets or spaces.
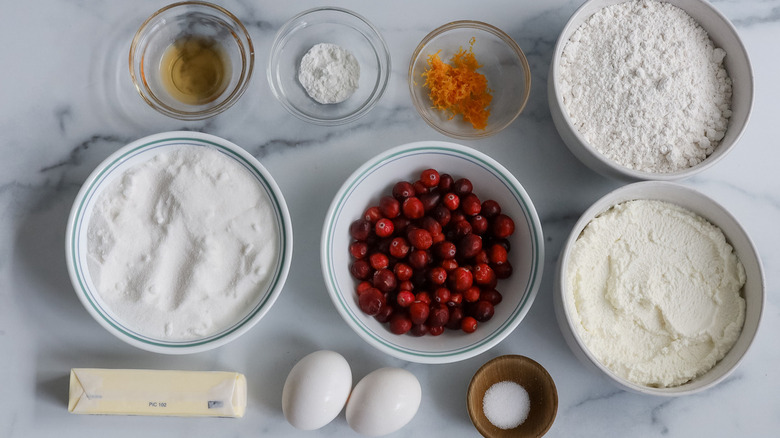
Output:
559,0,732,173
86,146,279,341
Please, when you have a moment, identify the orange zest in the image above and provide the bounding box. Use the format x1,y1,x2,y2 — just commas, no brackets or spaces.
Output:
422,38,492,130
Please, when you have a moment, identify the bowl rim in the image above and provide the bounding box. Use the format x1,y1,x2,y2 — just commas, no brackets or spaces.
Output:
129,1,255,121
65,131,293,354
266,6,391,126
408,20,531,140
555,181,765,395
320,141,545,363
548,0,754,181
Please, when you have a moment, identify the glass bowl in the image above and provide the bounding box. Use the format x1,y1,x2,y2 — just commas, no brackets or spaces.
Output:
267,7,391,125
409,21,531,139
129,1,254,120
321,142,545,364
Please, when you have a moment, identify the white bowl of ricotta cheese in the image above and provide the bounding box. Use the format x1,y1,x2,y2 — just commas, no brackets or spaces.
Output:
66,131,293,354
554,181,763,395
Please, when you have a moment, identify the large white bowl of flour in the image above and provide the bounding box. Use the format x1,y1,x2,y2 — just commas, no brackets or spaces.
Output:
548,0,753,181
66,132,292,354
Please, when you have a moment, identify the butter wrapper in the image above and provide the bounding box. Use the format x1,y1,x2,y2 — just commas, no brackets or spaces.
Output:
68,368,246,417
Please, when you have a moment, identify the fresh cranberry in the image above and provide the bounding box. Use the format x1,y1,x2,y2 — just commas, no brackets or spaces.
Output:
420,216,442,235
464,286,481,303
488,244,508,264
369,253,389,270
428,267,447,285
469,215,488,235
427,305,449,327
350,259,372,280
349,241,368,259
394,262,413,281
410,323,429,337
389,313,412,334
442,192,460,211
389,237,410,259
439,173,454,192
350,219,372,241
473,263,495,285
399,280,414,292
409,302,430,325
375,218,394,238
358,288,385,315
392,216,411,234
473,300,495,322
429,325,444,336
363,206,383,223
458,234,482,259
461,193,481,216
480,289,503,305
379,196,400,219
392,181,415,201
402,197,425,219
431,205,451,226
356,281,373,295
440,258,458,272
408,249,429,269
434,241,457,260
454,178,473,196
397,290,415,307
448,292,463,307
373,268,397,292
407,228,433,250
492,261,513,279
461,316,478,333
433,287,451,304
413,180,428,195
450,267,473,291
374,304,394,323
491,214,515,238
481,199,501,218
474,250,489,265
420,169,440,188
415,291,432,305
446,307,464,329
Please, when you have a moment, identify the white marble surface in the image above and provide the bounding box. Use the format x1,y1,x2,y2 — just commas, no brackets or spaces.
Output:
1,0,777,436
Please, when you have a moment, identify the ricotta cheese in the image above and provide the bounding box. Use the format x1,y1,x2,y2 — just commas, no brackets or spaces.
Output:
566,200,745,387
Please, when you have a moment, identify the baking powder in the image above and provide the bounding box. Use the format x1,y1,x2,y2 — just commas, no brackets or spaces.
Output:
87,146,279,341
559,0,732,173
298,43,360,104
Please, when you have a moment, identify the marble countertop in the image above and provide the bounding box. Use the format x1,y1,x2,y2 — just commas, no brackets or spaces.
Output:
1,0,777,436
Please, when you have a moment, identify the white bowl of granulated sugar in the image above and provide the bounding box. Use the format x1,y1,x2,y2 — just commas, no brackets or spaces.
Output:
548,0,753,181
66,132,293,354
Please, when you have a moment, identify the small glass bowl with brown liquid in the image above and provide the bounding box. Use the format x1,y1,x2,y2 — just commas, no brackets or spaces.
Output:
130,1,253,120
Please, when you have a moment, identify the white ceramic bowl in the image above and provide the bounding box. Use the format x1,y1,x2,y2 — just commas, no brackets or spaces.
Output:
554,182,764,395
66,132,293,354
321,142,545,364
267,7,390,125
548,0,753,181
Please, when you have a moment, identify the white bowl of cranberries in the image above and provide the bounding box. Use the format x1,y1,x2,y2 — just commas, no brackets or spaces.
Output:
321,141,544,363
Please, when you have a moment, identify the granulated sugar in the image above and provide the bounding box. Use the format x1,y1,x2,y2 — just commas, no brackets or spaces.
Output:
559,0,732,173
87,146,279,341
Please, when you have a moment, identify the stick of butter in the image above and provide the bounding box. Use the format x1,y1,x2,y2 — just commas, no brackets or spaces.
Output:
68,368,247,417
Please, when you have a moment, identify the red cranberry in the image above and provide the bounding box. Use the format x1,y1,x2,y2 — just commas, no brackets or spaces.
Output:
434,241,457,260
350,259,372,280
427,305,449,327
492,261,513,279
420,169,440,188
454,178,473,196
358,288,385,315
389,313,412,334
473,300,495,322
461,193,481,216
408,250,429,269
349,241,368,259
364,206,383,223
428,267,447,285
450,267,473,291
369,253,389,270
350,219,372,241
438,173,454,192
442,192,460,211
480,289,503,305
379,196,400,219
429,325,444,336
473,263,495,285
394,262,413,281
481,199,501,218
458,234,482,259
409,302,430,325
470,215,488,235
389,237,410,259
397,290,415,307
374,304,394,323
402,197,425,219
433,287,451,304
410,323,429,337
461,316,478,333
392,181,415,200
431,205,451,226
491,214,515,238
375,218,394,237
372,268,397,292
446,307,464,329
407,228,433,250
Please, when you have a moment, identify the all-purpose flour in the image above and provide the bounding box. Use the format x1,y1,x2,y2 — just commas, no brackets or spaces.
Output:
87,146,279,341
559,0,732,173
298,43,360,104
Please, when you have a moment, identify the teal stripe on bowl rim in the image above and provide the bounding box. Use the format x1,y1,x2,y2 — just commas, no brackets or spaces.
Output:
70,136,289,348
324,144,543,358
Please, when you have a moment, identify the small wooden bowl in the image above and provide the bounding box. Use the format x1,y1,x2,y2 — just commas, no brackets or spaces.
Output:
467,355,558,437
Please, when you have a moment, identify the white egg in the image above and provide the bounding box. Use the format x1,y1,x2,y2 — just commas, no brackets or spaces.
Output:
346,367,422,436
282,350,352,430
